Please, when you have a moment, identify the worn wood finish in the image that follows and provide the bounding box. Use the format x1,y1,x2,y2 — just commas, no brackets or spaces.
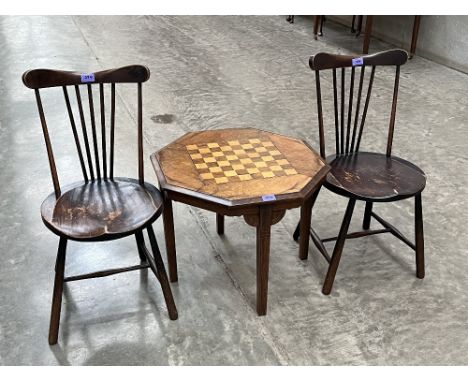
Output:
23,65,177,344
41,178,163,241
310,49,407,71
325,152,426,202
152,128,328,205
22,65,150,89
152,128,329,315
294,49,426,294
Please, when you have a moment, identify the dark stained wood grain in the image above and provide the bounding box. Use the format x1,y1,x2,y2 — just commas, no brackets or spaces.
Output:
162,191,178,282
325,152,426,202
415,193,425,279
48,237,67,345
22,65,150,89
41,178,163,241
152,128,329,315
322,198,356,295
295,49,426,295
152,128,328,206
310,49,408,71
256,206,273,316
23,65,178,344
298,188,320,260
216,213,225,235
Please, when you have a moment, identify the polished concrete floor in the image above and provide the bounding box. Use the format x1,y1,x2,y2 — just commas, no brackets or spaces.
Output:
1,15,468,365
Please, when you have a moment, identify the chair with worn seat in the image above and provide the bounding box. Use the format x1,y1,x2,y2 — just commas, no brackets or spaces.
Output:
22,65,178,345
293,49,425,295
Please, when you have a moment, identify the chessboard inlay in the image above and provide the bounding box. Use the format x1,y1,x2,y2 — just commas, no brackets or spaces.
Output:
186,138,298,184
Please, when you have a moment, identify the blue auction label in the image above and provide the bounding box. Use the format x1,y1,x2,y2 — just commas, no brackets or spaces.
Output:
262,194,276,202
81,73,95,83
352,57,364,66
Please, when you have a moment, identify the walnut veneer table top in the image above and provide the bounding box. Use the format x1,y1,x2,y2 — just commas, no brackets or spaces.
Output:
151,128,328,208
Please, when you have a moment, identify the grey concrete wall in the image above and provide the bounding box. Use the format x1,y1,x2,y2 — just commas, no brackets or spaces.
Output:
329,16,468,74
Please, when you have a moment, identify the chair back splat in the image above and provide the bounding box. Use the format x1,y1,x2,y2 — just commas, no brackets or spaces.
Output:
22,65,150,198
310,49,407,159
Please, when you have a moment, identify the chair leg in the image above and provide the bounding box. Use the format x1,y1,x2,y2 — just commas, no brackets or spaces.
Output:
351,15,356,33
415,193,425,279
146,226,178,320
48,237,67,345
363,201,373,230
293,188,321,242
322,199,356,295
293,221,301,242
135,233,147,262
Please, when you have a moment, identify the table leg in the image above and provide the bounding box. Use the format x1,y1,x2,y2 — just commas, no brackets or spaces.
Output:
162,191,178,282
216,213,224,235
410,15,421,59
299,189,320,260
256,206,273,316
363,15,373,54
356,15,363,36
313,16,321,40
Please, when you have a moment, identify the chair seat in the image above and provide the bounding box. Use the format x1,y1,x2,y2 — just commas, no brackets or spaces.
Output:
324,152,426,202
41,177,163,241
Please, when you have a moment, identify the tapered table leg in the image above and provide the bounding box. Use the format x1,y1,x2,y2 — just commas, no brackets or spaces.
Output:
216,213,224,235
299,189,320,260
256,206,273,316
162,191,178,282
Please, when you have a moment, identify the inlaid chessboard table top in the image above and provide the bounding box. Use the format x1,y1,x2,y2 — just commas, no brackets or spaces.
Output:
151,128,329,207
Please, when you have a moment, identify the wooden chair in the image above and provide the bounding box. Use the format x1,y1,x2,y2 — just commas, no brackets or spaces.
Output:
22,65,178,345
293,49,426,295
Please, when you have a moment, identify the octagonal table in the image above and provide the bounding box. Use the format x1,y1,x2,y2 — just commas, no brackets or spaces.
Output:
151,128,329,315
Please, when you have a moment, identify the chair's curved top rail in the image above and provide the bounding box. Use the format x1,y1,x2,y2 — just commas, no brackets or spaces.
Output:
22,65,150,89
309,49,408,71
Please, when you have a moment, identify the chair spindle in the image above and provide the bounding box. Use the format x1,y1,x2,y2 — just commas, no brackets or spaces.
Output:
346,67,355,154
34,89,61,198
355,66,376,152
386,65,401,157
332,69,340,155
87,84,101,180
315,71,325,158
137,82,144,184
99,83,107,179
110,83,116,180
63,86,89,182
75,85,95,181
